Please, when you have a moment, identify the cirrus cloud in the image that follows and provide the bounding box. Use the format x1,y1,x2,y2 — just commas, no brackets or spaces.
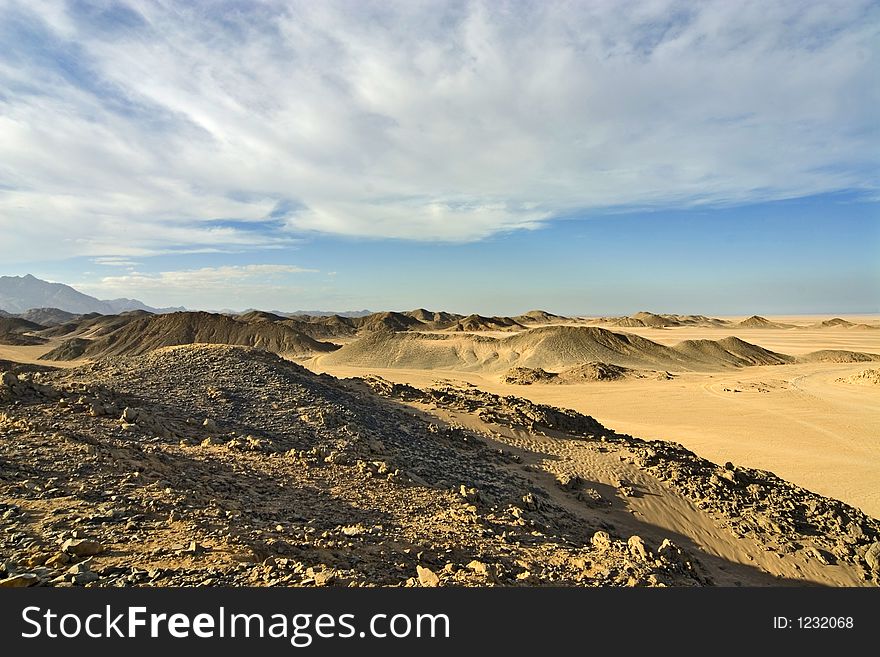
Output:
76,264,319,309
0,0,877,261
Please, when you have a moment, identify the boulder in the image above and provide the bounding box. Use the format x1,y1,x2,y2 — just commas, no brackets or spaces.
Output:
61,538,103,557
466,560,489,576
0,573,39,587
591,531,612,551
865,542,880,574
313,570,335,586
67,562,99,585
416,565,440,587
627,535,649,560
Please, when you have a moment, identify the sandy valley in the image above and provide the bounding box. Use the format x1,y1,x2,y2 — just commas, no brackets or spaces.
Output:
310,317,880,518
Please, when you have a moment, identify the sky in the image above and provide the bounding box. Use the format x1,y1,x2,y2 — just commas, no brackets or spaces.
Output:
0,0,878,314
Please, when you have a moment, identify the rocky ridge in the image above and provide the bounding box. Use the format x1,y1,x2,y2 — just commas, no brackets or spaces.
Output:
1,345,708,588
1,345,877,588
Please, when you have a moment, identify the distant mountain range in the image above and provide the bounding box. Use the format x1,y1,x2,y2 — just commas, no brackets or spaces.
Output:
211,308,373,318
0,274,184,315
0,274,374,318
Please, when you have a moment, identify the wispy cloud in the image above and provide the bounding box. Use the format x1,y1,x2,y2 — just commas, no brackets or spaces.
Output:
76,264,319,309
85,264,317,289
1,0,877,260
92,256,139,267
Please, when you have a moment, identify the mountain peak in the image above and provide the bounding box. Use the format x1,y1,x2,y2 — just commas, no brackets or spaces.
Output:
0,274,178,315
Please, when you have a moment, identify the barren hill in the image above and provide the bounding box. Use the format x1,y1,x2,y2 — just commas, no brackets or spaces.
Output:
502,362,671,385
447,314,526,332
354,311,426,333
39,311,339,360
237,310,288,323
284,315,358,341
811,318,856,329
37,310,153,339
17,308,79,326
39,337,92,360
673,337,793,367
501,367,559,384
513,310,565,324
321,325,793,373
404,309,462,327
631,311,679,327
0,316,45,333
608,312,727,328
736,315,792,329
664,314,729,327
797,350,880,363
611,316,650,327
236,311,358,341
0,316,47,346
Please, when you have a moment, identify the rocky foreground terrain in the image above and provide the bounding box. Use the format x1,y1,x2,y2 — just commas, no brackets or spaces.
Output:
1,344,878,588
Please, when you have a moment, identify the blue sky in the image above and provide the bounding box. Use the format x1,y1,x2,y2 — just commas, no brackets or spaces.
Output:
1,1,878,314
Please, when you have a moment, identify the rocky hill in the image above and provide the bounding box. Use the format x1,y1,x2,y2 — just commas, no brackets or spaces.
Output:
1,344,877,588
38,312,339,360
322,326,794,373
446,314,526,332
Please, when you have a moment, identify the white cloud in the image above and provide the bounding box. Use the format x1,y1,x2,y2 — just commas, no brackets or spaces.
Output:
76,264,319,309
92,256,140,267
0,0,877,260
84,264,316,290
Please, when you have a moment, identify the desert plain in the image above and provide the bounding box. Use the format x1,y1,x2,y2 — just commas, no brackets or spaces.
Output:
311,315,880,518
